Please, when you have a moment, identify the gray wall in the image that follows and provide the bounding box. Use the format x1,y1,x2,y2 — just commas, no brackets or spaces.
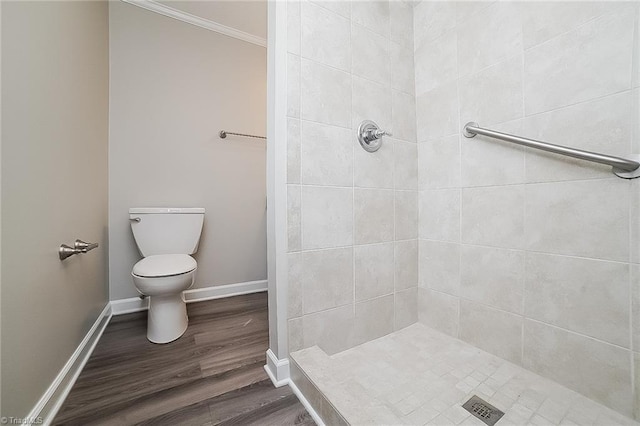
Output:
108,2,267,300
285,0,419,355
1,1,109,418
413,1,640,418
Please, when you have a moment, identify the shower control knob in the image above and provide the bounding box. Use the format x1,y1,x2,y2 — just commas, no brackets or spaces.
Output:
357,120,390,153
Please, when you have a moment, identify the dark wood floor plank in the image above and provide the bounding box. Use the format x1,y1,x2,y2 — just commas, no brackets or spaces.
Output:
53,293,314,426
217,394,315,426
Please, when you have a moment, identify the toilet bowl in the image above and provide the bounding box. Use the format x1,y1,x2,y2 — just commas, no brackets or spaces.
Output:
132,254,197,343
129,207,205,344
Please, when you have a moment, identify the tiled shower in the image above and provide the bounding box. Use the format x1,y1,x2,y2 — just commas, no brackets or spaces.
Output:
285,0,640,424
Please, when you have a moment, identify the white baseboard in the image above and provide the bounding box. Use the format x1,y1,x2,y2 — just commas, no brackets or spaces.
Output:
110,280,268,315
287,379,325,426
264,349,290,388
27,303,112,426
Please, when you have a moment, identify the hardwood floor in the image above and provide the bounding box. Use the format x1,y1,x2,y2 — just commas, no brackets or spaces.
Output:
54,292,314,426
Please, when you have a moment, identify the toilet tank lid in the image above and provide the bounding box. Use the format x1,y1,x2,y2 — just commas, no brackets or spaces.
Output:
129,207,205,214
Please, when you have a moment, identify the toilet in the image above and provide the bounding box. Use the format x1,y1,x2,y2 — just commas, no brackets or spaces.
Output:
129,207,205,343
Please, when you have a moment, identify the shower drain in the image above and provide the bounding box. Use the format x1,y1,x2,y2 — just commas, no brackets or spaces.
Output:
462,395,505,426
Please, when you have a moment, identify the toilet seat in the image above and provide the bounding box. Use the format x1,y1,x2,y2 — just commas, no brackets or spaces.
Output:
132,254,197,278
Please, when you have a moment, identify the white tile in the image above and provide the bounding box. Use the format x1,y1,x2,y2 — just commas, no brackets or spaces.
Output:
287,184,301,252
524,12,634,115
455,2,495,26
414,29,457,96
391,41,415,95
525,252,630,348
351,23,391,87
416,81,459,142
395,190,418,240
523,320,633,416
288,252,303,318
354,134,394,189
351,0,389,37
287,0,300,54
355,242,394,302
287,118,301,184
419,240,460,296
461,185,524,249
395,239,418,291
632,179,640,264
394,140,418,190
390,1,413,47
459,55,523,127
525,179,629,262
413,0,456,50
354,294,395,345
522,91,634,183
354,188,394,244
302,247,354,314
460,245,524,314
457,1,522,77
419,134,461,189
461,119,525,187
301,59,351,128
395,287,418,330
634,265,640,351
419,188,461,242
418,288,459,337
302,304,355,354
392,91,416,143
352,75,392,135
302,186,353,250
287,54,300,118
309,0,350,19
301,1,351,71
301,121,353,186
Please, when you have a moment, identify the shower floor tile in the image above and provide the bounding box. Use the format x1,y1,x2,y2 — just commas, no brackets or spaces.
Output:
291,323,638,426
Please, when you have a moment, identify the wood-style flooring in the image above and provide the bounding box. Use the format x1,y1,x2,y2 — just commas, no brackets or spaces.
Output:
54,292,314,426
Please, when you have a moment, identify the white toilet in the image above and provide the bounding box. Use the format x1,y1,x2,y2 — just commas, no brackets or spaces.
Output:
129,207,205,344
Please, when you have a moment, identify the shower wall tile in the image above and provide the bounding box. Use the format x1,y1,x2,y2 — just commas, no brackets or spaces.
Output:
418,135,460,190
288,252,303,318
460,119,525,187
301,2,350,72
522,91,634,183
395,239,418,290
352,76,392,134
354,188,394,244
460,245,524,314
351,24,391,87
391,90,416,143
301,59,351,128
390,1,413,48
458,55,523,127
393,141,418,190
418,288,459,337
287,118,301,184
302,186,353,250
632,264,640,350
524,12,634,115
354,294,395,345
394,190,418,240
354,136,394,189
302,247,354,314
632,182,640,264
525,252,630,348
523,320,633,416
302,304,355,354
287,185,301,252
288,318,303,352
459,300,522,365
287,0,301,55
301,121,353,186
310,0,350,20
456,1,522,77
454,1,495,28
416,81,459,142
287,54,300,118
419,188,461,242
461,185,525,249
395,287,418,330
413,0,456,49
355,242,395,302
419,240,460,296
525,179,629,262
351,0,389,37
414,29,457,96
390,42,415,95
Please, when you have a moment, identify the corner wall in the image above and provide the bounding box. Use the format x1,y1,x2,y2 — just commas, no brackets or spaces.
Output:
285,0,418,355
414,1,640,417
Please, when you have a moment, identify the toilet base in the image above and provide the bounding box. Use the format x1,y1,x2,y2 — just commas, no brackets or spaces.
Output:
147,293,188,344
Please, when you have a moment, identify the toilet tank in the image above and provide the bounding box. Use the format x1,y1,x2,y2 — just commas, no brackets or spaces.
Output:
129,207,205,257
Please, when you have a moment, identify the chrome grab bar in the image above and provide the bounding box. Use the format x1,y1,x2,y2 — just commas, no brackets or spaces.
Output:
462,122,640,179
59,239,99,261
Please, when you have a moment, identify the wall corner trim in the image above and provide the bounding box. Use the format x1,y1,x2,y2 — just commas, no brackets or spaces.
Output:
120,0,267,48
27,303,112,425
264,348,290,388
